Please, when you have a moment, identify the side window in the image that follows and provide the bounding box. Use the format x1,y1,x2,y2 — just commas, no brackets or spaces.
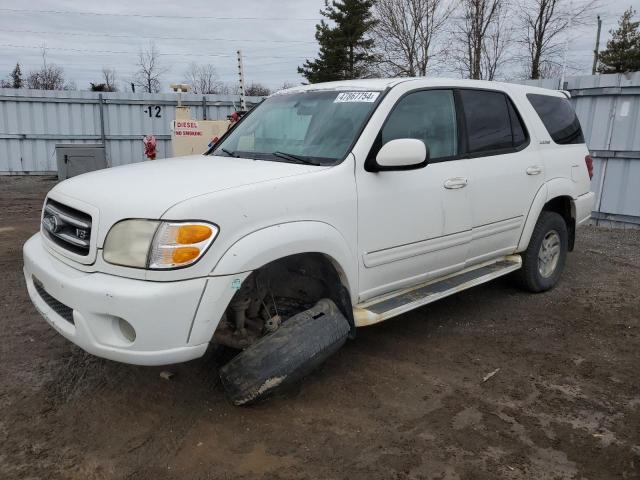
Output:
527,93,584,144
460,89,514,153
507,100,527,148
381,89,458,160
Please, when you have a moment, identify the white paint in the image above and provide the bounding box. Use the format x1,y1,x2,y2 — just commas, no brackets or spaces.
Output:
23,77,595,365
376,138,426,167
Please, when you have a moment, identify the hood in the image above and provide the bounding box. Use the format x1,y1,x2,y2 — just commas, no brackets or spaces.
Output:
48,155,324,248
51,154,323,219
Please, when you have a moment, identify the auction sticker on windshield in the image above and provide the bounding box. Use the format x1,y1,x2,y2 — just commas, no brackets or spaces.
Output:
334,91,380,103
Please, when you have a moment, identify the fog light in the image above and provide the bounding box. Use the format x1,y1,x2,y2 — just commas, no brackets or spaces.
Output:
118,318,136,342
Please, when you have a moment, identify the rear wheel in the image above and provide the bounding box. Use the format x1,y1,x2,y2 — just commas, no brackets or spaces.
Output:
515,211,568,292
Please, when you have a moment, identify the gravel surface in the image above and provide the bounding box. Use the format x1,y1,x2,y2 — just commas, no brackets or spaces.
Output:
1,176,639,480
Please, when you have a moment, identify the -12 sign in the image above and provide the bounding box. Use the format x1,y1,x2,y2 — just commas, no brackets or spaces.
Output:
143,105,162,118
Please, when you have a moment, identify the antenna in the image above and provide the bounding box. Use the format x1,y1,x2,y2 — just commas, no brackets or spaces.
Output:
237,49,246,112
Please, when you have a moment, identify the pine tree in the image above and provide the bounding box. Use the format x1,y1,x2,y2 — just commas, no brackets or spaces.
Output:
598,8,640,74
298,0,377,83
10,63,23,88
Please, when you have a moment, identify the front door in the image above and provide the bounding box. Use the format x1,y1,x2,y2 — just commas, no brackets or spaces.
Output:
355,89,471,301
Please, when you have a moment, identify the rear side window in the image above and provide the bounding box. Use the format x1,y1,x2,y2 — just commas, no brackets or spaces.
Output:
460,89,527,154
527,93,584,144
507,101,527,147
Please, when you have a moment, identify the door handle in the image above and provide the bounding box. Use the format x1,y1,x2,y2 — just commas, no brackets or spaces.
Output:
444,177,468,189
526,166,543,175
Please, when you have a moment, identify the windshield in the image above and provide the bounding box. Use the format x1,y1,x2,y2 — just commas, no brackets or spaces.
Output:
211,90,381,165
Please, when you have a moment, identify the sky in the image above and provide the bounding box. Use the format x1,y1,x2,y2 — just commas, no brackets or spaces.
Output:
0,0,634,92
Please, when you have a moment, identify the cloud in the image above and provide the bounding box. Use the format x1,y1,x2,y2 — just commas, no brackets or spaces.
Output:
0,0,631,90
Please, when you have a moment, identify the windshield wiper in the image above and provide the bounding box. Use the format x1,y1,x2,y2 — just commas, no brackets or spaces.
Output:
272,151,320,165
219,148,239,158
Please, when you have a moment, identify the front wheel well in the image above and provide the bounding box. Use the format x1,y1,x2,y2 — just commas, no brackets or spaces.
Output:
214,253,354,349
542,196,576,251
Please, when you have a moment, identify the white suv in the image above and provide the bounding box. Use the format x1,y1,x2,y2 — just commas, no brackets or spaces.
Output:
23,78,595,404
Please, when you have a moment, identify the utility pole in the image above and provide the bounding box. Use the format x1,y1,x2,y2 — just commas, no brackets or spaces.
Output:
559,0,574,89
237,49,246,112
592,15,602,75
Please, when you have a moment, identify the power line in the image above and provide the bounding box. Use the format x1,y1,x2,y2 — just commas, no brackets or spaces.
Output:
0,7,320,21
0,28,317,46
0,44,310,60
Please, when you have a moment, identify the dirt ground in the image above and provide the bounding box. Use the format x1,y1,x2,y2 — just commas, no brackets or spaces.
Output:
1,175,639,480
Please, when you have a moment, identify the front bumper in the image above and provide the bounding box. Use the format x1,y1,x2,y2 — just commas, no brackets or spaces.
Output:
23,233,245,366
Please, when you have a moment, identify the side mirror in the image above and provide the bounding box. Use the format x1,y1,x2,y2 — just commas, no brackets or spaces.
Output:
374,138,429,171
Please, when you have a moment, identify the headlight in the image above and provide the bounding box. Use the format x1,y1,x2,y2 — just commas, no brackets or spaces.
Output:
103,220,218,269
103,219,159,268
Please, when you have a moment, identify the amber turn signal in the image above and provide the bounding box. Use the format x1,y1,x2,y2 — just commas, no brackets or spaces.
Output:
177,225,212,244
172,246,201,264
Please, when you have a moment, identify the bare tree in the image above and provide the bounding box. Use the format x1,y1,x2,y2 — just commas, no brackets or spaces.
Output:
102,68,118,92
216,83,236,95
518,0,598,79
279,81,298,90
134,43,167,93
453,0,503,79
481,1,513,80
245,83,271,96
373,0,455,76
27,65,68,90
183,63,222,94
26,45,74,90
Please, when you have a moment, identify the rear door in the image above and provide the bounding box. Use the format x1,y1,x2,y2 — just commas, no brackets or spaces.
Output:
459,88,544,265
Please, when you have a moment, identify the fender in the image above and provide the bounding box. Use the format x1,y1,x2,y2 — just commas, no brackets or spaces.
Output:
517,177,576,251
211,221,357,297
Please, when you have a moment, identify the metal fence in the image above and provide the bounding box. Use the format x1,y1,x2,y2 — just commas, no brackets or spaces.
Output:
512,72,640,228
0,89,262,174
2,74,639,226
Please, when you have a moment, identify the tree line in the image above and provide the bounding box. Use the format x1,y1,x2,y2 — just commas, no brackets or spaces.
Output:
299,1,640,83
0,43,275,95
1,2,638,92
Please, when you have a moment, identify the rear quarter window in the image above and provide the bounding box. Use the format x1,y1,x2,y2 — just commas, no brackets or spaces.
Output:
527,93,585,145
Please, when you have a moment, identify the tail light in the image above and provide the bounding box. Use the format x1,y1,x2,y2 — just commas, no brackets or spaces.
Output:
585,155,594,180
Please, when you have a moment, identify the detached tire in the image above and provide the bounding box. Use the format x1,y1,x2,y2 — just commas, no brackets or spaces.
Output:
515,211,568,292
219,299,350,406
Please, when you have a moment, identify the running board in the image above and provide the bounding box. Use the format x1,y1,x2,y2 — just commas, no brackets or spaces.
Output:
353,255,522,327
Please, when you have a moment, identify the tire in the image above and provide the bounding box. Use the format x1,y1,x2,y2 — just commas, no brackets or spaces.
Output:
515,211,568,293
219,299,350,406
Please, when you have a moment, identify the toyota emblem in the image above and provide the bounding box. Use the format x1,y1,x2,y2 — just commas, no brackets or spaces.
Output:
43,213,61,233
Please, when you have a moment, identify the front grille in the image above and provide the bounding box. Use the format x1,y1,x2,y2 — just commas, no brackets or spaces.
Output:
42,199,92,256
33,277,74,325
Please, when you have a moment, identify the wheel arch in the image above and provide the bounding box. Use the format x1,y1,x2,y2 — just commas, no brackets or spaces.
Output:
212,221,357,297
543,195,576,251
518,179,577,252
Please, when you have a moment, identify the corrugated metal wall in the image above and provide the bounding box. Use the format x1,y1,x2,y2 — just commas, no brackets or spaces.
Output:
0,89,262,174
513,72,640,228
2,75,638,226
